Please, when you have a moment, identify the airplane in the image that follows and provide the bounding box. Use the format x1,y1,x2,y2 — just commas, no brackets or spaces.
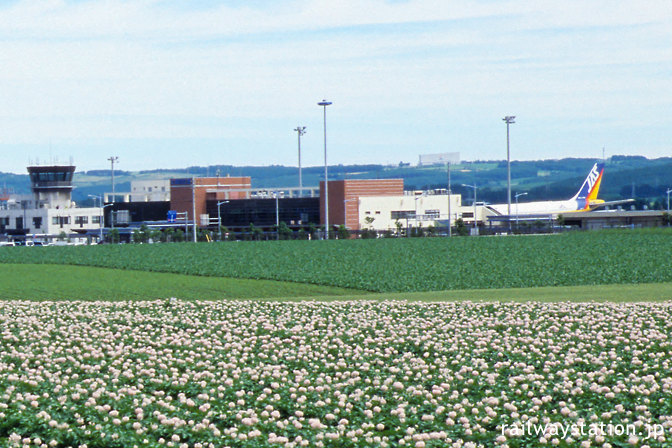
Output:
484,162,633,217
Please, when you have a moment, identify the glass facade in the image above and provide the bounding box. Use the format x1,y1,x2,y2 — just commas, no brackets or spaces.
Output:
207,198,320,230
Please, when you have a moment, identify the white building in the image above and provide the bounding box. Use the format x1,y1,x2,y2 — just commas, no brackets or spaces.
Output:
357,191,487,232
103,179,171,203
418,152,460,166
0,165,103,244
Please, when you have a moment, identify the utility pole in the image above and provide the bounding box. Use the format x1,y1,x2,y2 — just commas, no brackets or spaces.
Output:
294,126,306,196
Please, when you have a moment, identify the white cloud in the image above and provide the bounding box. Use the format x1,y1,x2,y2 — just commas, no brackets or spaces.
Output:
0,0,670,171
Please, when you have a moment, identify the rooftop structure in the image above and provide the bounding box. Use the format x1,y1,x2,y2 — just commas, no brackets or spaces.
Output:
418,152,460,167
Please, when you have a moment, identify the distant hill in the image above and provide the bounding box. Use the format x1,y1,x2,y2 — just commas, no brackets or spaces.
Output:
2,157,672,209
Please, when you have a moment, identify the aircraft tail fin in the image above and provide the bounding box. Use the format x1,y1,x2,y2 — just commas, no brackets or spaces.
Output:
571,162,604,210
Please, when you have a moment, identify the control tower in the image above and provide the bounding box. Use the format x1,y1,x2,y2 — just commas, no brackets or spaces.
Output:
27,165,76,208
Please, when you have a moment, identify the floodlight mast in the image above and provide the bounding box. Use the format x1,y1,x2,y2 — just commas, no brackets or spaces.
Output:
318,100,332,239
503,116,515,221
447,162,452,237
107,156,119,203
294,126,306,196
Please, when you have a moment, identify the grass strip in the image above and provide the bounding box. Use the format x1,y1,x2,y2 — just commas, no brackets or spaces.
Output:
0,264,365,301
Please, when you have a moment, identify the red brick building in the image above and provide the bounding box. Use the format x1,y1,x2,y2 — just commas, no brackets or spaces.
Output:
320,179,404,230
170,176,251,222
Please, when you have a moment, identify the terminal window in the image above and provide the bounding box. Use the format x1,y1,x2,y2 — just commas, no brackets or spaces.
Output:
52,216,71,227
391,211,416,220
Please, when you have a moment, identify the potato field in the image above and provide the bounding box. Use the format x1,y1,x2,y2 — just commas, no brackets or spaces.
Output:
2,300,672,448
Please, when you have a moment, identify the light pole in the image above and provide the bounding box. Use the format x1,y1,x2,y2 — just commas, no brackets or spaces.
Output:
318,100,332,239
414,195,423,229
446,162,452,237
88,194,103,242
102,204,112,242
462,184,478,229
274,191,280,240
107,156,119,203
666,188,672,225
515,192,528,230
503,116,515,220
294,126,306,196
192,177,197,243
217,200,229,241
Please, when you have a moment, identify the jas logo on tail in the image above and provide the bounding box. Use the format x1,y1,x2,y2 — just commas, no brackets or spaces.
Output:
586,164,600,193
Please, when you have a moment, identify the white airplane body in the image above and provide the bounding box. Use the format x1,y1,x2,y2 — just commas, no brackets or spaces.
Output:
484,162,632,217
488,199,587,216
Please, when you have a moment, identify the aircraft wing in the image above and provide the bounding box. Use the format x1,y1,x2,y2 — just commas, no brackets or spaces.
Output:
587,199,635,210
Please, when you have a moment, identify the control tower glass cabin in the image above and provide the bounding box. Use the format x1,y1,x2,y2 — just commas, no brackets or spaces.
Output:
27,165,76,209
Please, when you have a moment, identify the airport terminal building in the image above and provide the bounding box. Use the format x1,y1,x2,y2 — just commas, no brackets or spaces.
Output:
2,164,667,243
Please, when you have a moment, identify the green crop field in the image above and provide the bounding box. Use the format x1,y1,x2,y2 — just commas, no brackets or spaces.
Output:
0,264,363,301
2,263,670,302
1,229,671,293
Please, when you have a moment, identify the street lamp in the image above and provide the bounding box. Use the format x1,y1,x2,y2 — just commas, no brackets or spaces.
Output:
666,188,672,225
502,116,515,220
515,192,528,230
217,200,229,241
318,100,332,239
294,126,306,196
414,194,423,224
88,194,100,207
462,184,478,229
88,194,103,242
102,204,112,242
274,191,280,240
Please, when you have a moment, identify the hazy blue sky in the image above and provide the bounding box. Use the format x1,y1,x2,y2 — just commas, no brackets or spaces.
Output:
0,0,670,173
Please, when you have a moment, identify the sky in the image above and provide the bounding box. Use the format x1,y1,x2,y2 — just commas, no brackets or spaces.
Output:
0,0,670,174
